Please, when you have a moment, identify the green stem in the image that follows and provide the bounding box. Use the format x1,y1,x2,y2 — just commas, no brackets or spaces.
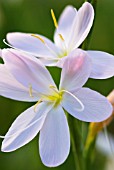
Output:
71,132,81,170
68,114,82,170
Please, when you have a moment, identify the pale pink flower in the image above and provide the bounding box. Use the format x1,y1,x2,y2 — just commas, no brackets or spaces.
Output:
5,2,114,79
0,48,112,167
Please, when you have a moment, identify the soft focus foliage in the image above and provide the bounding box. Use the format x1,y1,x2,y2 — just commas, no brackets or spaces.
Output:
0,0,114,170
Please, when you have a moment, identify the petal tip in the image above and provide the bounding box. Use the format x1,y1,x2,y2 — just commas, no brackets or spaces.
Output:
1,145,9,153
41,154,69,167
95,101,113,123
82,2,94,16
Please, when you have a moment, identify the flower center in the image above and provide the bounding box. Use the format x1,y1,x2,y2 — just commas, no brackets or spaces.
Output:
41,85,63,107
57,51,68,58
29,84,64,112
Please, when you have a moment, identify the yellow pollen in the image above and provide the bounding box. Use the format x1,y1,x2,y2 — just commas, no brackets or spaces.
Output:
31,34,45,44
29,84,33,97
33,85,63,112
51,9,58,28
34,99,42,112
58,34,64,41
49,84,59,94
49,84,56,89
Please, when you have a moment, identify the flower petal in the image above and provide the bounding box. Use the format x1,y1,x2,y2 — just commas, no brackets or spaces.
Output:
6,32,59,58
0,64,39,101
68,2,94,50
61,91,84,115
1,102,53,152
87,51,114,79
39,105,70,167
39,57,59,67
59,49,91,91
65,88,112,122
54,5,76,49
2,49,56,95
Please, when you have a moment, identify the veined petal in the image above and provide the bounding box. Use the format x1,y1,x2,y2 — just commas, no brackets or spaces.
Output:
61,90,84,118
68,2,94,50
87,51,114,79
54,5,76,48
1,102,53,152
6,32,59,58
0,64,39,101
39,105,70,167
39,57,59,67
71,88,113,122
2,49,56,95
59,49,91,91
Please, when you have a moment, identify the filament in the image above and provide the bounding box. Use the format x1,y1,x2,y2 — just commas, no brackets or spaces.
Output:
34,99,42,112
50,9,67,53
49,84,59,94
31,34,59,57
3,39,15,49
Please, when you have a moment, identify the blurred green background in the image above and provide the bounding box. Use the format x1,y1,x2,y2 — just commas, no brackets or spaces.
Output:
0,0,114,170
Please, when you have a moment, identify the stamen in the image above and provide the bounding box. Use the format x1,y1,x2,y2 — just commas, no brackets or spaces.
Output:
58,34,65,41
50,9,67,52
34,99,42,112
49,84,58,94
31,34,45,44
60,90,84,111
50,9,67,54
49,85,56,89
31,35,59,57
0,135,6,139
29,84,33,97
51,9,58,29
58,34,67,54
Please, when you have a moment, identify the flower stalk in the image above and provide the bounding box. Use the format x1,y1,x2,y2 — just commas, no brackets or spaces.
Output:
68,114,84,170
70,120,81,170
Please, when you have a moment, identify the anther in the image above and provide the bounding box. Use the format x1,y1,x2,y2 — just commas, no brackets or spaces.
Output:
49,84,58,94
31,34,45,44
51,9,58,29
58,34,65,41
29,84,33,97
49,85,56,89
